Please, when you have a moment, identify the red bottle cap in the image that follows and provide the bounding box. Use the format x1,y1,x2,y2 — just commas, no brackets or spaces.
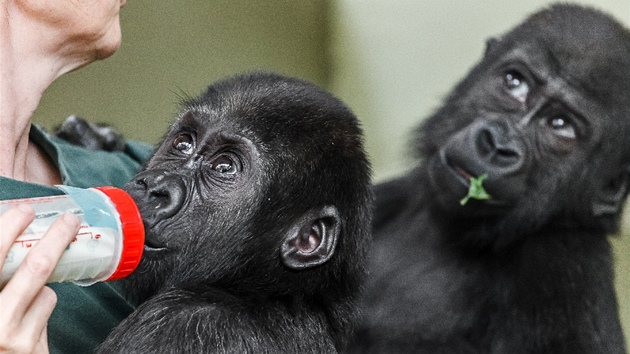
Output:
95,186,145,281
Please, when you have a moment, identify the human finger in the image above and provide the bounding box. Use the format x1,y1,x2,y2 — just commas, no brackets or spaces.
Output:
0,286,56,353
0,204,36,264
1,213,80,318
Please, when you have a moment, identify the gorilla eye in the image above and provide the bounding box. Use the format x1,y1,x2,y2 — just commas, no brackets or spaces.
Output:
172,133,194,154
548,117,576,140
210,154,238,174
504,70,529,103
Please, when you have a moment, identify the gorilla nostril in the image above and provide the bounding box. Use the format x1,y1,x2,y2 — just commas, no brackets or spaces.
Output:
496,147,519,159
136,177,148,189
126,171,187,224
149,178,186,221
148,187,169,199
477,129,496,155
148,189,170,209
474,123,522,168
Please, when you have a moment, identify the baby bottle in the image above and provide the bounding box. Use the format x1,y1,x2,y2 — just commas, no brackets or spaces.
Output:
0,186,144,288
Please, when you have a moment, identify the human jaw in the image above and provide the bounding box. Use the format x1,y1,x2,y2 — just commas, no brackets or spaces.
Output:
16,0,125,61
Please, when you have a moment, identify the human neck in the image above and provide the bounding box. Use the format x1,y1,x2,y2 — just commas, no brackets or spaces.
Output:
0,5,84,183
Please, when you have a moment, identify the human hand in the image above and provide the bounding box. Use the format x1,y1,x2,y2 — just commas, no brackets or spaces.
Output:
0,205,80,353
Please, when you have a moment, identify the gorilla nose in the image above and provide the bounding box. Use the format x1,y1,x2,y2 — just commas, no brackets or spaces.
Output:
473,121,524,171
125,170,186,226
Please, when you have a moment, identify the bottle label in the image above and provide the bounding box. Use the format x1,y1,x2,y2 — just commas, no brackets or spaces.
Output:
57,186,119,230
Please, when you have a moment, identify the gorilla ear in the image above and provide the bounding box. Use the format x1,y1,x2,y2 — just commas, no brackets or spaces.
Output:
281,206,341,270
484,37,500,56
592,171,629,216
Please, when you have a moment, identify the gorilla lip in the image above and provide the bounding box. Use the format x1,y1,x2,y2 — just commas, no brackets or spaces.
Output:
453,165,474,184
144,236,168,253
444,157,499,206
450,164,493,204
446,158,475,187
144,244,167,252
439,149,475,187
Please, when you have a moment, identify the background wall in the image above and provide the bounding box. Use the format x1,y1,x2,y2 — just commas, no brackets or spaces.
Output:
33,0,630,347
34,1,330,141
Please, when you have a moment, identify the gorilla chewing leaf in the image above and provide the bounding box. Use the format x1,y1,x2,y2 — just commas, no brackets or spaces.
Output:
460,173,491,206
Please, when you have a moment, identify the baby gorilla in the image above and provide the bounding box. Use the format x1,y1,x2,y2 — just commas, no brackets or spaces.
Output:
350,4,629,354
97,72,372,353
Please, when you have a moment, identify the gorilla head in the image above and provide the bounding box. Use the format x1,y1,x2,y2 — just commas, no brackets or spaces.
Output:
113,72,371,352
128,72,371,298
419,4,630,246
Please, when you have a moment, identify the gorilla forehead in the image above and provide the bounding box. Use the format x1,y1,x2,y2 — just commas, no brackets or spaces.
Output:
184,72,364,169
512,4,629,55
502,5,630,101
189,72,359,136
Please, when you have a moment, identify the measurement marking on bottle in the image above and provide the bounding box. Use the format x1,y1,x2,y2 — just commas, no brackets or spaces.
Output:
13,231,101,249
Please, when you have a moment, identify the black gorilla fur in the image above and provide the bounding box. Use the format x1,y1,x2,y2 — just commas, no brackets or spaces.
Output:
350,5,630,353
96,72,372,353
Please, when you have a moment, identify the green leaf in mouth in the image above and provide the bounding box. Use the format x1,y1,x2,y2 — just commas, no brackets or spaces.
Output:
460,173,491,206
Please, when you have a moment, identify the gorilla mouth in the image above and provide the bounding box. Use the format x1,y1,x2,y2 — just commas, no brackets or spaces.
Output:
442,155,516,208
444,156,476,187
144,244,168,253
144,235,168,253
452,164,474,185
438,149,474,187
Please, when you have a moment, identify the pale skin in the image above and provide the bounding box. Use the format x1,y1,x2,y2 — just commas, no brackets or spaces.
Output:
0,0,126,352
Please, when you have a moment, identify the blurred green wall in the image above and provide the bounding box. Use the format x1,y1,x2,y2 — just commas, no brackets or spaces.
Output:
34,0,330,143
33,0,630,348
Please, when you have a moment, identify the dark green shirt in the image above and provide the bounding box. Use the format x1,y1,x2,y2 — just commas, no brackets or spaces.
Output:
0,125,154,354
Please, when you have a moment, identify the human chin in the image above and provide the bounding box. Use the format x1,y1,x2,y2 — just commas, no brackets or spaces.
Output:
94,19,122,60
